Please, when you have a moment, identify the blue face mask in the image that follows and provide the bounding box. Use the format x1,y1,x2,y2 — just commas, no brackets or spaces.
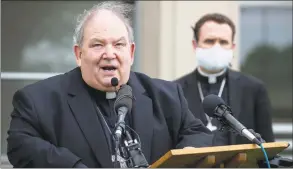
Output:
195,45,233,72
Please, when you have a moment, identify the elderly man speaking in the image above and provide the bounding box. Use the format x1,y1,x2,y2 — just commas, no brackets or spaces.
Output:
6,1,212,168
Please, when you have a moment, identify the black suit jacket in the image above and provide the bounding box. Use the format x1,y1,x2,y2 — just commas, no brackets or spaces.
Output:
175,68,275,145
7,67,213,168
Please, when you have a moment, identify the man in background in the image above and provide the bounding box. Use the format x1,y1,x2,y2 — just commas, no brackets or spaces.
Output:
175,13,275,146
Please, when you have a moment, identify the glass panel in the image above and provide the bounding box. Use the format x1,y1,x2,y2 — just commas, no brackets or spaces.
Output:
1,1,135,73
240,6,292,120
1,80,39,154
239,7,263,65
266,7,292,47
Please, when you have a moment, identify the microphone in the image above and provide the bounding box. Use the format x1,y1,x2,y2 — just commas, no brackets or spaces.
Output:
202,94,262,146
111,77,119,87
113,84,133,142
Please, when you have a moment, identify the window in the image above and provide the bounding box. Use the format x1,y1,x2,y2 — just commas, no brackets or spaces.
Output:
240,5,292,158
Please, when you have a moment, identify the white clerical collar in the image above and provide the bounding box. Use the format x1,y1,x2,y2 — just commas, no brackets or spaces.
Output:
197,67,227,84
106,92,116,99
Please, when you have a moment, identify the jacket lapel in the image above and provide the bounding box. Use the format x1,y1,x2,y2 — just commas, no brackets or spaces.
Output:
67,68,112,167
227,69,242,144
128,72,153,163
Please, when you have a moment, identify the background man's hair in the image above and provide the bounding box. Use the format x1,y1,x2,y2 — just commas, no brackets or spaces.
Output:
73,1,134,46
192,13,236,42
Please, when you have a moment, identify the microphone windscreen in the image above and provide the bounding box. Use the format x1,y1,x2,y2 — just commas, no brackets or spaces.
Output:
114,85,133,113
202,94,225,117
111,77,119,87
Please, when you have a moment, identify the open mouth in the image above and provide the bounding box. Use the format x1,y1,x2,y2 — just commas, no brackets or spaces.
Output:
101,66,117,71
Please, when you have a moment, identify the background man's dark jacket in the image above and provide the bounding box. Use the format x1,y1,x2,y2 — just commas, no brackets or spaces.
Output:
175,69,275,145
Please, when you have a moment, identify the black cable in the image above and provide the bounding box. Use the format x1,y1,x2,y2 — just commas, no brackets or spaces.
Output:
125,125,141,145
124,125,149,168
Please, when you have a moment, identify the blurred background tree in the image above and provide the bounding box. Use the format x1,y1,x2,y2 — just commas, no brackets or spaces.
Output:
241,44,292,119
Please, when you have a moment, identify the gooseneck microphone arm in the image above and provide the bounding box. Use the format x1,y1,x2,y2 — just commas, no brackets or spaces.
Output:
217,105,262,145
113,85,132,143
203,94,262,146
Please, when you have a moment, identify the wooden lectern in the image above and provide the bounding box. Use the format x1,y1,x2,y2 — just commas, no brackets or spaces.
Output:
150,142,290,168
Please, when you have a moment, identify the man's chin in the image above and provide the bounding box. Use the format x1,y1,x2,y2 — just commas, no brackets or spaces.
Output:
95,84,115,92
102,77,117,86
100,79,117,91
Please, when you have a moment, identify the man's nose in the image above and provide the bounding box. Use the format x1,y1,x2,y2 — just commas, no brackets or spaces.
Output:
103,45,116,59
213,43,222,48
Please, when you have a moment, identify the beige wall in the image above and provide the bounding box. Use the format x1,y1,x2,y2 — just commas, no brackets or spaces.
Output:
136,1,240,81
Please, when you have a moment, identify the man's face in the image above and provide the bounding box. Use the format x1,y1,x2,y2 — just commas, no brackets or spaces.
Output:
193,20,234,50
74,10,135,92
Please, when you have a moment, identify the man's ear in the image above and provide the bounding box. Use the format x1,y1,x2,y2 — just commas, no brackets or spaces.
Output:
232,43,236,50
130,42,135,66
232,43,236,59
192,39,197,51
74,45,82,67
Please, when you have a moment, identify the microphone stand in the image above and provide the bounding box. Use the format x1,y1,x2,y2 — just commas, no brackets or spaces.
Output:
113,138,119,168
113,121,128,168
123,129,149,168
112,124,149,168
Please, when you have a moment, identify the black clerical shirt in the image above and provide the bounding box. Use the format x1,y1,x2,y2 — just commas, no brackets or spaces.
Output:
195,69,230,146
84,83,133,166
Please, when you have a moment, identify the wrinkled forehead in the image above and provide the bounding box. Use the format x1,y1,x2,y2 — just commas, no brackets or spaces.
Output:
199,21,233,41
83,10,129,42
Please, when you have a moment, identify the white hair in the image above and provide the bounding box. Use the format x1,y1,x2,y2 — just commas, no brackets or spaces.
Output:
73,1,134,46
